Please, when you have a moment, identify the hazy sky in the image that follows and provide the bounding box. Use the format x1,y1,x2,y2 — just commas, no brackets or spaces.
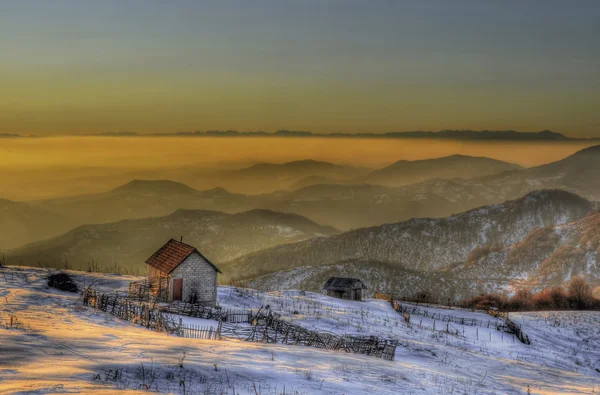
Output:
1,1,599,137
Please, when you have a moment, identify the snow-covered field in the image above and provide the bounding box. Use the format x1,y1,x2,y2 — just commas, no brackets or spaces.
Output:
1,266,599,394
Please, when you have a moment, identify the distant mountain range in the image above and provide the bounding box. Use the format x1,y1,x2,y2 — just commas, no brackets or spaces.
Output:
4,209,338,272
265,145,600,228
10,130,600,140
235,190,599,299
84,129,598,141
197,159,370,194
481,144,600,199
163,129,577,140
360,155,521,187
32,180,260,225
3,145,600,250
195,155,520,194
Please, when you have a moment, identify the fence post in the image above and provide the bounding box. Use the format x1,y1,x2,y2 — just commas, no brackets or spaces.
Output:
145,305,150,328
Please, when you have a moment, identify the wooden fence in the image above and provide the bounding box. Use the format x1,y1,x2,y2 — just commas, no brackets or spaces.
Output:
393,299,499,328
128,276,168,302
161,302,250,323
489,309,531,344
389,298,531,344
83,288,397,360
83,288,181,334
227,309,397,361
162,301,224,320
181,324,221,340
223,309,251,323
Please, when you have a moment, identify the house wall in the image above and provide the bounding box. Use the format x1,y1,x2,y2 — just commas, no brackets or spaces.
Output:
169,252,218,306
356,289,365,301
326,289,364,301
326,290,344,298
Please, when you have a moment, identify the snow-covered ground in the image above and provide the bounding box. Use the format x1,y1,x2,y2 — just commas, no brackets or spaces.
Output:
0,266,599,394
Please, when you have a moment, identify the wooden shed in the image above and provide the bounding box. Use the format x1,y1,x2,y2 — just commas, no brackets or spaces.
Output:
323,277,368,301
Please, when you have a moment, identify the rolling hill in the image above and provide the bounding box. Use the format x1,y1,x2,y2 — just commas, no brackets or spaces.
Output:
222,190,596,294
198,159,370,194
9,145,600,249
491,144,600,199
459,210,600,287
0,199,78,250
4,209,338,272
361,154,521,187
274,145,600,230
269,179,515,230
242,260,473,301
32,180,264,225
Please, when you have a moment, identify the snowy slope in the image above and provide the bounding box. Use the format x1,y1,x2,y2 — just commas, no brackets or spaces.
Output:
1,266,599,394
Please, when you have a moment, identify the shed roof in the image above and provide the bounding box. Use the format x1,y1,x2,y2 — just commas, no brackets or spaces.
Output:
145,239,222,274
323,277,367,291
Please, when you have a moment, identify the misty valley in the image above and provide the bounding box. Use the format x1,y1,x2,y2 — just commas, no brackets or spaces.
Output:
3,143,600,300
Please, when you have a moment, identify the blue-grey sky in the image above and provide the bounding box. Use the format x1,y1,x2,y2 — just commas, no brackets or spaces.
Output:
1,0,599,136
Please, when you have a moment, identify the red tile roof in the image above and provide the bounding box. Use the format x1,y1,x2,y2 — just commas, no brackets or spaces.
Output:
145,239,222,274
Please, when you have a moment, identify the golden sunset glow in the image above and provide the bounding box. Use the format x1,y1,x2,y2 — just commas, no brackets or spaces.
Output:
1,2,599,137
0,136,597,200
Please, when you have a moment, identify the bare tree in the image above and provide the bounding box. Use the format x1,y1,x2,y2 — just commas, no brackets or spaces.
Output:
568,276,592,309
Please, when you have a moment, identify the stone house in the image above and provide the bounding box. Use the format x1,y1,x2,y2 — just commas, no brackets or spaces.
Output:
323,277,368,301
145,239,221,306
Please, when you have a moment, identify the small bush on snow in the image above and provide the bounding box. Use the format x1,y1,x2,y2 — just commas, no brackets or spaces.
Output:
47,272,79,293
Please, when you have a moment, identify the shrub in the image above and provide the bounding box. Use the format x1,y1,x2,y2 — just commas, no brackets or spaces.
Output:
508,289,533,311
461,278,599,312
531,289,554,310
593,286,600,300
548,286,569,309
461,293,508,311
47,272,79,293
567,276,594,309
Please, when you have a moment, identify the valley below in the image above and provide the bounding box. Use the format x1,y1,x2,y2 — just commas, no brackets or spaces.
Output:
2,141,600,301
2,136,600,394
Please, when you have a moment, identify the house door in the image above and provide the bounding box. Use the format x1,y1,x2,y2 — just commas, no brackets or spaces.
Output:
172,278,183,301
354,290,362,301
